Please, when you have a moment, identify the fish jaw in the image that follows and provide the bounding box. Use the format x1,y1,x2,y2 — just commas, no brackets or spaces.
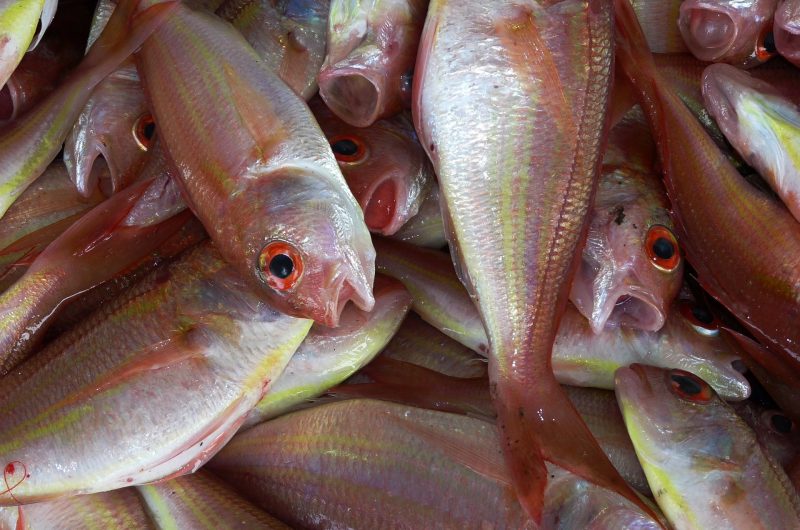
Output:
678,0,777,66
702,63,800,223
775,0,800,67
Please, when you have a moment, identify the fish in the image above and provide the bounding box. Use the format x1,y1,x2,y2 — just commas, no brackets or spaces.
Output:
0,0,56,89
630,0,687,53
310,98,434,235
209,399,662,529
732,399,800,471
379,312,487,378
318,0,427,127
774,0,800,67
0,241,312,504
0,162,105,292
0,487,152,529
136,2,375,326
215,0,330,101
0,0,177,220
137,470,289,529
372,236,488,354
570,107,683,334
0,178,191,373
616,0,800,372
413,0,650,520
678,0,778,67
702,63,800,223
615,364,800,529
389,182,448,248
242,274,411,427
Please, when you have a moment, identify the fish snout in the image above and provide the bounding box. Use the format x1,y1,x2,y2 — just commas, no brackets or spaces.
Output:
319,64,387,128
591,288,666,334
679,2,738,62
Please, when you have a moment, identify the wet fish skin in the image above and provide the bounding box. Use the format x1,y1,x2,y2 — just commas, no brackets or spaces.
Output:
243,274,411,427
678,0,778,67
311,98,434,235
138,470,289,529
702,63,800,223
570,107,683,334
0,242,312,504
136,3,375,327
318,0,427,127
616,0,800,373
616,363,800,529
630,0,687,53
774,0,800,67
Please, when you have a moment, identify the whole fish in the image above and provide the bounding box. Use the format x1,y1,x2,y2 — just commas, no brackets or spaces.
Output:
0,162,104,292
318,0,427,127
630,0,687,53
570,107,683,334
0,0,177,220
136,2,375,326
0,179,190,373
373,237,488,354
310,98,433,235
379,312,487,378
413,0,648,521
389,182,447,248
215,0,329,101
775,0,800,66
210,399,662,529
732,399,800,471
0,242,311,504
138,470,289,529
0,488,152,529
703,63,800,223
243,274,411,427
678,0,778,67
616,364,800,529
616,0,800,372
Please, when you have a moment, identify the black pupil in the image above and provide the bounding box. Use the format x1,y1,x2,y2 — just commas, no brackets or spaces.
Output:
771,414,793,434
142,121,155,140
763,32,777,54
332,139,358,156
671,374,702,396
652,237,675,260
269,254,294,279
691,305,714,325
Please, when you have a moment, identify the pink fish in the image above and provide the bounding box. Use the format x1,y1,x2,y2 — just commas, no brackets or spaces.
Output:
775,0,800,66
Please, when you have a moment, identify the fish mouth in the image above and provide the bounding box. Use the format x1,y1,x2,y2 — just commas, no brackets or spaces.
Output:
679,3,738,62
320,273,376,327
614,364,651,403
775,6,800,63
701,63,741,134
591,290,665,334
318,67,383,128
363,178,403,235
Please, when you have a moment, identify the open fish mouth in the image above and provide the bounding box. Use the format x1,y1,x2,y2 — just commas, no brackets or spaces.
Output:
320,273,375,327
592,290,665,334
319,66,384,128
679,3,739,62
362,178,404,236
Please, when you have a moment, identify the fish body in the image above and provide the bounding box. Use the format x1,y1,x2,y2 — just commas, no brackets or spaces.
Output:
318,0,427,126
243,274,410,426
136,3,375,326
570,107,683,334
678,0,778,66
776,0,800,66
0,242,311,504
630,0,687,53
311,98,434,235
702,63,800,223
616,364,800,529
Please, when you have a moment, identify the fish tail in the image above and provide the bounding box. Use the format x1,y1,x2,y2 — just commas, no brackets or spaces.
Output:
77,0,177,79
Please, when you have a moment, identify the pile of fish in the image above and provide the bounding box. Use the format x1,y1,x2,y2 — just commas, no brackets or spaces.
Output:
0,0,799,527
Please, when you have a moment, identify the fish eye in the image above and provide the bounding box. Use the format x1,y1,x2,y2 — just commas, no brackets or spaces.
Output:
645,225,680,272
133,113,156,151
679,301,720,337
756,29,776,62
330,135,367,164
667,369,713,403
258,241,303,291
765,411,794,435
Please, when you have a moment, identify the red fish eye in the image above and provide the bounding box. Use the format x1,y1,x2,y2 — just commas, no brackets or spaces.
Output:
133,113,156,151
645,225,680,272
258,241,303,291
667,369,713,403
679,301,720,337
756,28,776,62
764,411,794,435
330,135,367,163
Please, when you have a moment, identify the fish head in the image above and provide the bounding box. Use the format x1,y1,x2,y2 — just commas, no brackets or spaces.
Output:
732,400,800,468
312,100,432,235
571,169,683,334
240,170,376,327
678,0,777,66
